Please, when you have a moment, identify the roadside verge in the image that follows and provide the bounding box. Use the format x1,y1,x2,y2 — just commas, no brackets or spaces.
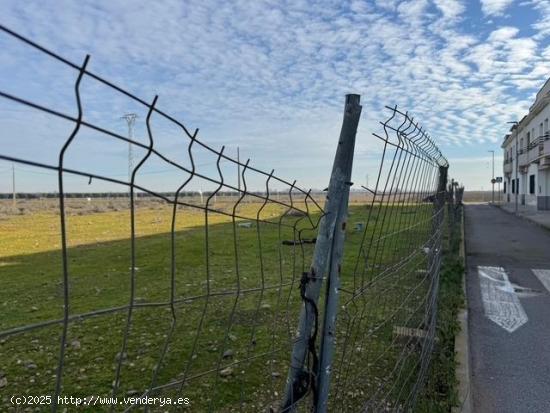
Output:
452,207,472,413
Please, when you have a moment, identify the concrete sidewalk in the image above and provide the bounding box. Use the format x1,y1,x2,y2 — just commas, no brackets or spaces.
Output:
493,202,550,230
465,204,550,413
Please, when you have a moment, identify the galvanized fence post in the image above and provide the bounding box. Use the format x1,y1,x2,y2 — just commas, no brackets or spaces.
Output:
455,185,464,233
433,165,448,258
431,164,448,317
434,165,448,236
314,97,361,412
409,163,449,406
280,94,361,412
437,165,448,211
447,179,455,248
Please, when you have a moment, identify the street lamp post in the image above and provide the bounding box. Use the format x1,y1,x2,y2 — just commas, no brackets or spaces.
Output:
488,150,495,204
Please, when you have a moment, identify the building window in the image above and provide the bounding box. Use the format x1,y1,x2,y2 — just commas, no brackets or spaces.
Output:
527,132,531,148
504,181,507,194
540,123,544,138
545,119,549,135
512,179,515,194
520,138,524,152
529,175,535,194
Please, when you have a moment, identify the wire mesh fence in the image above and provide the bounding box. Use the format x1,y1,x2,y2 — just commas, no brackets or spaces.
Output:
0,24,325,412
324,107,449,412
1,24,453,412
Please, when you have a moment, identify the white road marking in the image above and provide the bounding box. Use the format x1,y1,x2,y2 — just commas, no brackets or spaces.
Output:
532,269,550,294
478,266,528,333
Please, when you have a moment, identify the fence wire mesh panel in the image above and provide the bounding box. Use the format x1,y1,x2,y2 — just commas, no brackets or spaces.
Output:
0,24,453,413
328,107,448,412
0,25,325,412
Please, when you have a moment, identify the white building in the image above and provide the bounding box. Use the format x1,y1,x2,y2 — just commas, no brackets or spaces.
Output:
502,79,550,210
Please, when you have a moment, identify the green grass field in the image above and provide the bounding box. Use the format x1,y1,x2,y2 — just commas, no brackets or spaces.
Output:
0,198,454,412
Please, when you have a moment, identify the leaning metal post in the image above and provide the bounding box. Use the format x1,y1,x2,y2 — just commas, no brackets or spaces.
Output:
314,96,361,413
280,94,361,412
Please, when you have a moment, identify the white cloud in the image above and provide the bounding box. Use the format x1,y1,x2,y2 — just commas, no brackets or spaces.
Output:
530,0,550,39
0,0,546,192
432,0,465,20
480,0,514,16
488,26,519,42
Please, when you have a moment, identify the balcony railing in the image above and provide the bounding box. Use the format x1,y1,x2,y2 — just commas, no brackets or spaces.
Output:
524,134,550,165
518,149,529,167
503,159,513,174
503,134,550,173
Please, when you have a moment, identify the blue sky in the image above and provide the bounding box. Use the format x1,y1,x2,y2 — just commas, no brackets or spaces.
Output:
1,0,550,192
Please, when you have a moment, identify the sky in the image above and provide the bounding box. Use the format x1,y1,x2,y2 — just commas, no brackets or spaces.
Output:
1,0,550,193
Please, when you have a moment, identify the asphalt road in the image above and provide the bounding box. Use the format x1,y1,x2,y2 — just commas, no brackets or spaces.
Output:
465,204,550,413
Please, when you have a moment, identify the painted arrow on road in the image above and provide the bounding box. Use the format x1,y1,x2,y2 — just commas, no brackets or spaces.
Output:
478,266,528,333
532,269,550,294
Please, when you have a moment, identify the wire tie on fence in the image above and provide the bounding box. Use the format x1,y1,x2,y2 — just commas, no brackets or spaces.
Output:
300,271,312,291
297,268,321,408
300,271,324,286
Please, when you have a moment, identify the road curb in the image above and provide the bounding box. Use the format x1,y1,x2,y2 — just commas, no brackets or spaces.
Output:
491,203,550,233
452,206,472,413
